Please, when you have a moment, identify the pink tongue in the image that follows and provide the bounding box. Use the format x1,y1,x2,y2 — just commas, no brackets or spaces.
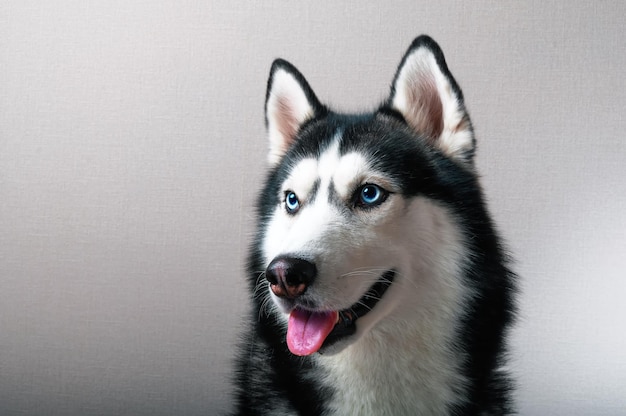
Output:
287,309,338,356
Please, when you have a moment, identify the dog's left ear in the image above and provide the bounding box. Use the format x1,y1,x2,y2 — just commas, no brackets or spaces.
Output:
388,36,475,163
265,59,325,166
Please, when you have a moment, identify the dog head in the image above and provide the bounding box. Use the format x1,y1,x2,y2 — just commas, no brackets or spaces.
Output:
253,36,476,356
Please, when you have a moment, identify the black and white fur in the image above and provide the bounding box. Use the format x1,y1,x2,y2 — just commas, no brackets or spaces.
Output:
232,35,516,415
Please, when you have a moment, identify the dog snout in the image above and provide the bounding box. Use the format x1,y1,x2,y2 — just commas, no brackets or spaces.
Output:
266,256,317,299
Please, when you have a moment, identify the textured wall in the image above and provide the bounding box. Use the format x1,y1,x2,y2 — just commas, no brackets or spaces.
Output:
1,1,625,414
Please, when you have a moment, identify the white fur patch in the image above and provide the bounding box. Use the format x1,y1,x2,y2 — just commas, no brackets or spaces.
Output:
282,158,318,200
316,138,342,189
331,151,371,199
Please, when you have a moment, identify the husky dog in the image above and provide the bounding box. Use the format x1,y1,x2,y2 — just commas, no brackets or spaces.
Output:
232,35,516,415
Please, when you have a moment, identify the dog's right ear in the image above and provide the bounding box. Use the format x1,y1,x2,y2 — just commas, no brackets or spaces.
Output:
265,60,324,166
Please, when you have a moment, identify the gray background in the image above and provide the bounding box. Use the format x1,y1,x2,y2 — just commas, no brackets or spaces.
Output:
1,1,625,415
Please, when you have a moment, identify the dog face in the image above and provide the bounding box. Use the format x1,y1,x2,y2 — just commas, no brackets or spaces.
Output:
254,36,476,356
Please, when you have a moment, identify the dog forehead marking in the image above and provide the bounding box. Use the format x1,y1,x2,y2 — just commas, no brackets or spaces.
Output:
282,134,347,195
285,134,371,202
317,136,342,187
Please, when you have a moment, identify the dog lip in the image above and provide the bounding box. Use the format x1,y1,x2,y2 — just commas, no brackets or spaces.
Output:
319,269,396,352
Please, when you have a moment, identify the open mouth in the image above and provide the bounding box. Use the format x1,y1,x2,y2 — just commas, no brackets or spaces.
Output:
286,270,396,356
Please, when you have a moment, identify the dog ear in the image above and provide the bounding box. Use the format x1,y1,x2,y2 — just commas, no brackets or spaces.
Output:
388,36,475,163
265,60,324,166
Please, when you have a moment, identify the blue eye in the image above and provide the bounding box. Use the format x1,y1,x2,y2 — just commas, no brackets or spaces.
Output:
357,184,387,208
285,191,300,214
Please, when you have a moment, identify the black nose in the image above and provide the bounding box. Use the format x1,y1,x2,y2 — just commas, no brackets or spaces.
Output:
265,256,317,299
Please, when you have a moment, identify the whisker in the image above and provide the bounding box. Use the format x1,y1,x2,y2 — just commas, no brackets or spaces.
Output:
339,267,390,279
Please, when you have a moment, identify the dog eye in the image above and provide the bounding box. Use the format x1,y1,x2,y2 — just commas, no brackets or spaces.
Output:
356,184,388,208
285,191,300,214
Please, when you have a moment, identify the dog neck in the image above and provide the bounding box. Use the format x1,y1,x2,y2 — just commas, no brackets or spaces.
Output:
315,292,469,415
